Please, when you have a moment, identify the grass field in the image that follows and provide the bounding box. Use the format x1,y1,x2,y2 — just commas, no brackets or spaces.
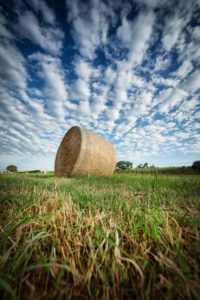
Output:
0,172,200,299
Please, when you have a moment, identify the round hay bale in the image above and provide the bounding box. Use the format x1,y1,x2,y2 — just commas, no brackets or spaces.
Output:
55,126,116,177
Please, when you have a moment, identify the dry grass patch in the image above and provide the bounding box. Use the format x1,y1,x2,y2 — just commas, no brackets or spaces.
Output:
0,173,200,299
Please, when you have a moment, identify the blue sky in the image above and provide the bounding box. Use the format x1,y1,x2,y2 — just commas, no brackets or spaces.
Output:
0,0,200,170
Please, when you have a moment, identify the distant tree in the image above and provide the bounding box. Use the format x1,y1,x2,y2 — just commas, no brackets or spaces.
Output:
28,170,41,173
136,164,143,168
192,161,200,172
116,161,132,170
143,163,148,168
6,165,17,172
136,163,155,169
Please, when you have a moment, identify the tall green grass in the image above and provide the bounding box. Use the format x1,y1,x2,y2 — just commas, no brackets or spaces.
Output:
0,173,200,299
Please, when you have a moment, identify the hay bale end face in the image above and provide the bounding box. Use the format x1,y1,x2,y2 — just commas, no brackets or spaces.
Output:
55,126,116,177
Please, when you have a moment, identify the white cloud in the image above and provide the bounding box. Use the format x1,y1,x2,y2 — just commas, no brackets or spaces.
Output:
73,78,91,100
181,70,200,92
192,26,200,41
104,66,116,84
126,91,153,119
106,107,120,121
158,87,188,113
29,53,73,120
91,95,107,116
161,0,196,52
0,43,26,91
113,70,133,111
77,100,91,116
180,97,198,112
117,17,132,44
134,0,170,8
153,55,171,72
152,76,179,87
117,10,155,68
132,74,147,88
74,57,92,81
66,0,111,59
29,0,56,24
174,60,193,78
178,36,200,64
18,11,64,54
162,13,186,51
76,5,157,130
0,11,13,40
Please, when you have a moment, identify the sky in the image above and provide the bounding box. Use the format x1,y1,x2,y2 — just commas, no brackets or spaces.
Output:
0,0,200,171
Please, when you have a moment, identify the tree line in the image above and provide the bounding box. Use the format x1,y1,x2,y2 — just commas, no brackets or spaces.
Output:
3,161,200,174
116,160,200,174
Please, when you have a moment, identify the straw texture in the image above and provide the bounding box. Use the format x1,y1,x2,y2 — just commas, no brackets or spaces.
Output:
55,126,116,177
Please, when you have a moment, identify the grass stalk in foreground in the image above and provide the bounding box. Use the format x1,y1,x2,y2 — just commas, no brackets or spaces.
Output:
0,173,200,299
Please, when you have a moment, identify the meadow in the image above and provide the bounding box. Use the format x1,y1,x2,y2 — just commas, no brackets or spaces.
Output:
0,172,200,299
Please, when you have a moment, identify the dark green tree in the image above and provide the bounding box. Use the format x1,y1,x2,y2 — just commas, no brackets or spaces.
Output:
116,161,132,170
136,164,143,168
192,161,200,172
143,162,148,168
6,165,17,172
